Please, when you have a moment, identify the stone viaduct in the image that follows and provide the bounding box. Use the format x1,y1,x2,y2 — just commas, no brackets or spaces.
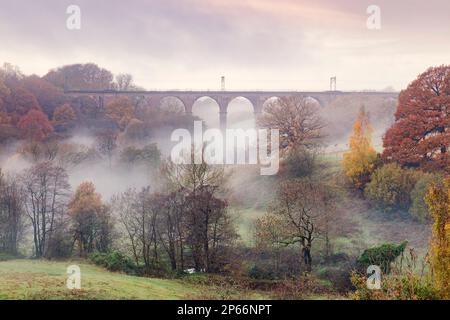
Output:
65,89,399,130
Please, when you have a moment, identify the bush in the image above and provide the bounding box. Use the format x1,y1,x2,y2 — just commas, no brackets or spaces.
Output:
248,265,276,280
281,147,317,178
351,245,439,300
89,251,139,275
364,163,420,212
350,271,438,300
46,228,73,259
0,252,20,261
357,241,408,274
317,253,356,292
409,172,443,222
317,266,354,293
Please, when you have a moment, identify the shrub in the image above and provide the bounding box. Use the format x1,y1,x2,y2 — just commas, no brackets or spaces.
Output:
364,163,420,212
281,147,317,178
272,276,332,299
317,253,356,292
89,251,139,275
409,172,443,222
351,246,439,300
357,241,408,274
248,265,276,280
46,228,73,258
317,266,354,293
350,271,438,300
0,252,20,261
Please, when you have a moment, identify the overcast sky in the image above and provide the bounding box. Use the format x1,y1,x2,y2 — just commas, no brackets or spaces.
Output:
0,0,449,91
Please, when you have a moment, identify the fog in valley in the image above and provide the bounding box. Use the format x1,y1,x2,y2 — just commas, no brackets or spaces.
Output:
0,94,396,202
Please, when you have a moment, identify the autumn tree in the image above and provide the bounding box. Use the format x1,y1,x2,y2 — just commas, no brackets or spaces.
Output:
21,75,66,117
17,109,54,142
383,65,450,172
425,178,449,298
53,103,76,131
410,172,444,222
69,182,113,257
21,162,70,258
122,118,147,142
365,163,420,213
254,214,285,274
343,106,378,190
258,96,324,154
106,96,135,130
70,95,99,120
6,87,41,124
44,63,114,90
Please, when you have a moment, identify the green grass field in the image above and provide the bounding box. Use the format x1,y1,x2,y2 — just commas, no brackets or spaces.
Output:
0,259,207,300
0,259,268,300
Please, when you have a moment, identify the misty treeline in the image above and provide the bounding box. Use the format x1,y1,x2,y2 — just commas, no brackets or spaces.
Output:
0,61,239,273
112,162,236,273
0,158,238,273
0,62,197,149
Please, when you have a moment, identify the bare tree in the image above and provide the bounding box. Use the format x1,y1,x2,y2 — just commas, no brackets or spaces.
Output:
163,161,237,272
258,96,325,153
115,73,134,91
21,162,70,258
268,179,333,272
0,170,25,255
156,190,187,271
114,161,237,273
113,187,160,273
96,130,118,169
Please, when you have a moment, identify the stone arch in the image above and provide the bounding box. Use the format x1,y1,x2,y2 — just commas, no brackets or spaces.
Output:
227,96,255,129
192,96,221,129
159,96,187,114
304,96,322,108
261,96,282,112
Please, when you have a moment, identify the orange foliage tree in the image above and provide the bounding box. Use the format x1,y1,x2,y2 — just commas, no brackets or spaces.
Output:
383,65,449,172
53,103,76,129
6,87,41,124
69,181,113,256
105,96,135,130
343,106,378,190
21,75,66,117
17,109,53,142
